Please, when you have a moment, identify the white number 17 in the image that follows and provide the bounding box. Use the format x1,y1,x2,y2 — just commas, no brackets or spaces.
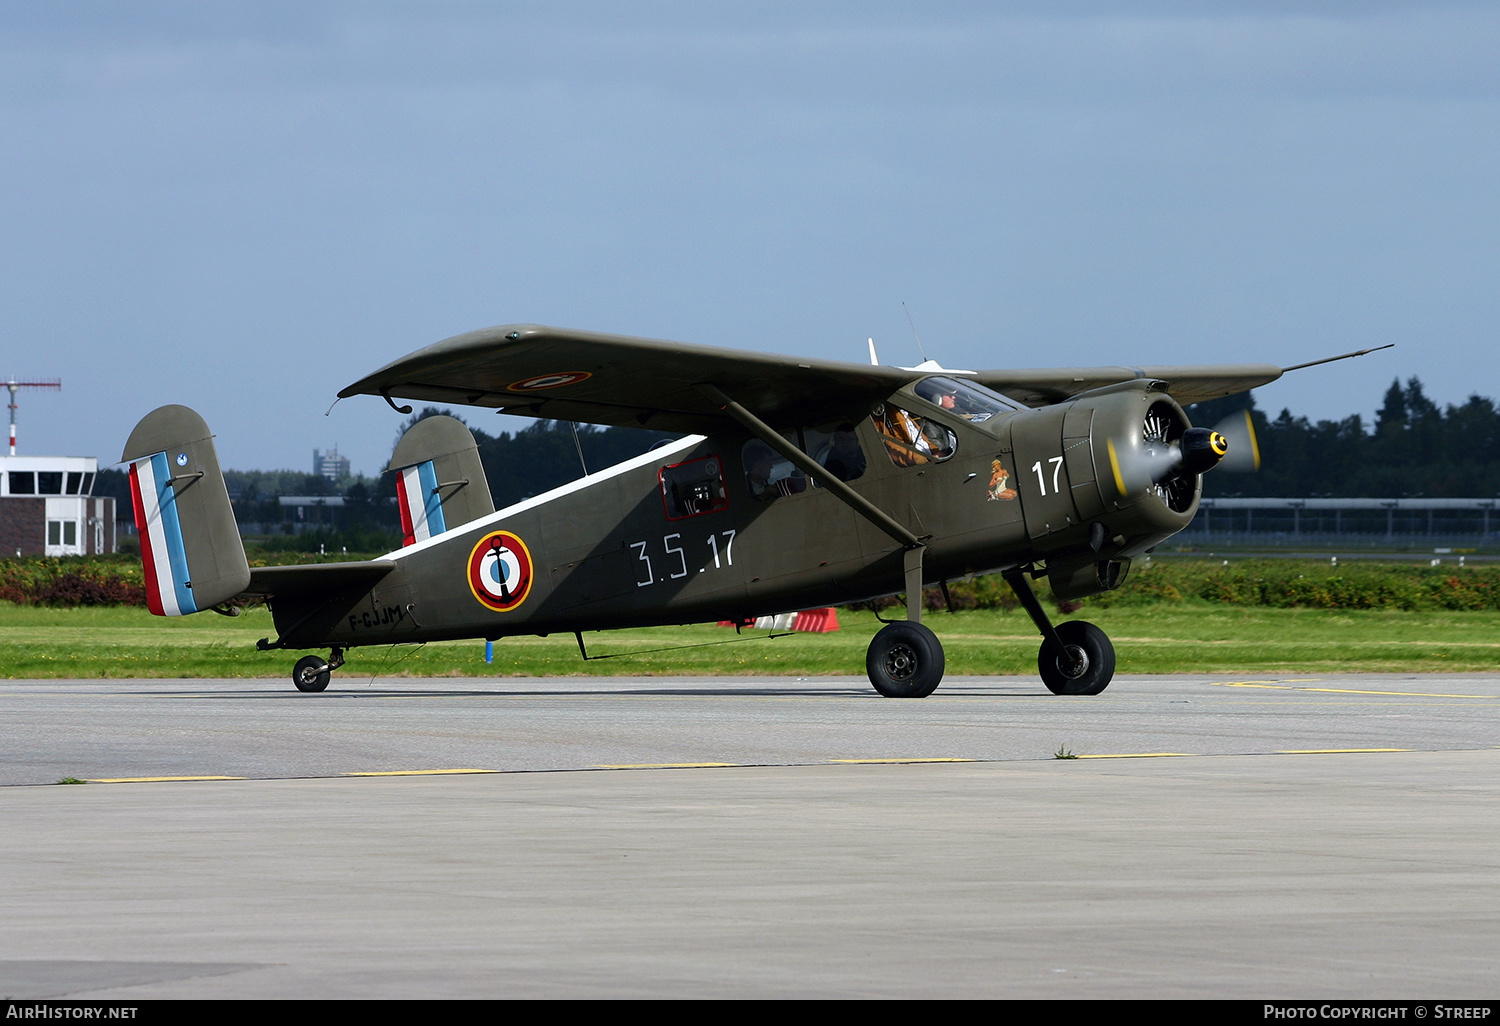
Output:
1031,456,1065,496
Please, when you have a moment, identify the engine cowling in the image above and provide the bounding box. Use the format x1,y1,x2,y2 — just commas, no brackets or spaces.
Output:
1003,379,1213,600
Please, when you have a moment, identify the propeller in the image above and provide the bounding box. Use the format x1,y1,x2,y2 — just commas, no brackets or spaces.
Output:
1211,408,1261,473
1106,405,1260,510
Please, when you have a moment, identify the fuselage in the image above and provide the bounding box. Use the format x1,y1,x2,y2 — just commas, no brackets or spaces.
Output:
271,377,1196,650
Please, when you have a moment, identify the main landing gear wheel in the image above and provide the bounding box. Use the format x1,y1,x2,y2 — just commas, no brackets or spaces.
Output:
1038,620,1115,696
292,655,331,693
866,621,945,698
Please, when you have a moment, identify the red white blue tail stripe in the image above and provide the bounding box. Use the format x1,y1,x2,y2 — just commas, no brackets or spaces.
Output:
128,452,196,616
397,460,447,547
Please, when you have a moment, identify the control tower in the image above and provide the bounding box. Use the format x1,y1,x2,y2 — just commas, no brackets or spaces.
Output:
0,455,115,556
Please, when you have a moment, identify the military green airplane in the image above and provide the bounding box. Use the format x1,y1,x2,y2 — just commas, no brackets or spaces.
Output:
122,325,1388,696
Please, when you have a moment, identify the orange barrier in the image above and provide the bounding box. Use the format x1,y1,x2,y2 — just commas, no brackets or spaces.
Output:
717,608,839,633
792,608,839,633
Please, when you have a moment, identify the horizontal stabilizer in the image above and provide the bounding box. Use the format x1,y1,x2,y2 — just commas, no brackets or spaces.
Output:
242,560,397,600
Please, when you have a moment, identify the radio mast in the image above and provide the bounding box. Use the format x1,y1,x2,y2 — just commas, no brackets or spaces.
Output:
4,378,62,455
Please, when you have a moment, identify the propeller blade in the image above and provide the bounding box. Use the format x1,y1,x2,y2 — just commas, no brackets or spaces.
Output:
1106,435,1183,497
1213,409,1261,472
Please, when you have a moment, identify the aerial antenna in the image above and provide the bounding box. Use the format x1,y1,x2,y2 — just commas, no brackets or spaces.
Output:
570,422,590,477
902,303,930,364
4,377,61,455
867,338,879,366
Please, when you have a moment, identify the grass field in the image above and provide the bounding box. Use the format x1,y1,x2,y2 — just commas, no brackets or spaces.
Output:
3,601,1498,679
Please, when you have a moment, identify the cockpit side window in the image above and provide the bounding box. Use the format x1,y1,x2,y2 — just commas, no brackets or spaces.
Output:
660,455,729,519
870,403,957,468
913,376,1022,421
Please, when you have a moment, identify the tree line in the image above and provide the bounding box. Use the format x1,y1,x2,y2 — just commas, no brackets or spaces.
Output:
405,378,1500,504
91,412,679,552
1188,377,1500,498
90,377,1498,553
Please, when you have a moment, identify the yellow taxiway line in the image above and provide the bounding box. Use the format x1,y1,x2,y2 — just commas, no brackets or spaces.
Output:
86,775,244,783
593,762,738,769
829,757,976,764
342,769,497,776
1213,681,1490,699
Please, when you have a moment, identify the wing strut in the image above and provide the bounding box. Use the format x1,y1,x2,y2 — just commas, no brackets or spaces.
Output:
695,383,929,624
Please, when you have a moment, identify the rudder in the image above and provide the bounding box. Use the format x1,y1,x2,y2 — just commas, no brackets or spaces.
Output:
387,414,495,546
122,405,250,616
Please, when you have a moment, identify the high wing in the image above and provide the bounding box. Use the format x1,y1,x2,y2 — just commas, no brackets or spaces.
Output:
338,324,917,433
337,323,1287,426
976,364,1283,408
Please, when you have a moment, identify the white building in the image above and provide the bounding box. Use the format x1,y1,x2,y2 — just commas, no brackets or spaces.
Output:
313,447,351,482
0,455,115,556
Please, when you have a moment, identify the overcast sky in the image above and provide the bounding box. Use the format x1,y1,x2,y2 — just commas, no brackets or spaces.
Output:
2,1,1496,476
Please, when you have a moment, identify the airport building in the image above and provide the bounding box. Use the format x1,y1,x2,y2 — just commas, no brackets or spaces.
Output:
0,455,116,556
313,447,350,482
1182,497,1499,547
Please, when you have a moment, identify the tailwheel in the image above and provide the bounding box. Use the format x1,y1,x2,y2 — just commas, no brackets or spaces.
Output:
292,656,330,693
292,647,344,693
866,621,945,698
1038,620,1115,696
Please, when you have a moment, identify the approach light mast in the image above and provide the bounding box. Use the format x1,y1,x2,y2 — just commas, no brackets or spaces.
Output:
4,377,61,455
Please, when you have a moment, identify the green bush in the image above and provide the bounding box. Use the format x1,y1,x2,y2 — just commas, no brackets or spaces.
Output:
1081,559,1500,611
9,554,1500,613
0,556,147,607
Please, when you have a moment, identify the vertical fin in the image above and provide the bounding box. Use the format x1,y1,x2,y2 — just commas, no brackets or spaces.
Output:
387,415,494,544
121,405,250,616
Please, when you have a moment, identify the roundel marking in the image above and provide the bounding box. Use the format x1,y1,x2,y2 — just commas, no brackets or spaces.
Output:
467,531,534,612
508,371,592,391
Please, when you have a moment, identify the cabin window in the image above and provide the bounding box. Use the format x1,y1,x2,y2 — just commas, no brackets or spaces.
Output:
37,472,62,494
742,439,806,500
8,471,34,495
913,376,1023,420
66,472,83,494
81,472,94,495
806,424,867,486
870,403,957,467
660,455,729,520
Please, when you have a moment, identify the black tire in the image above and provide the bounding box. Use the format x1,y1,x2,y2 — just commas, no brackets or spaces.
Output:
293,655,331,693
866,621,945,698
1038,620,1115,696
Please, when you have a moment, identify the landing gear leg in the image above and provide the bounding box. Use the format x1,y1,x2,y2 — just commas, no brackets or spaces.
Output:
865,545,945,697
292,646,345,693
1002,569,1115,696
